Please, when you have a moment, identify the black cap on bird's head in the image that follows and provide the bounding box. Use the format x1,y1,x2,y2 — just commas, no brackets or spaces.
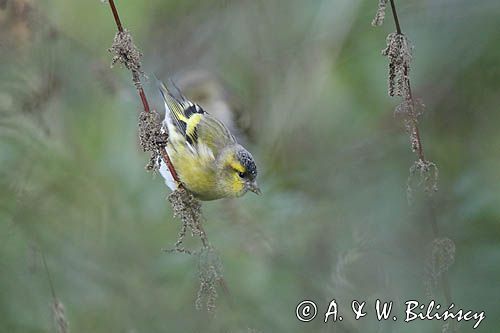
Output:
235,146,260,195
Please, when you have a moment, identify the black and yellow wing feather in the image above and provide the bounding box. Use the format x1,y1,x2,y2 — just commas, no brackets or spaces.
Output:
159,82,235,153
159,82,206,145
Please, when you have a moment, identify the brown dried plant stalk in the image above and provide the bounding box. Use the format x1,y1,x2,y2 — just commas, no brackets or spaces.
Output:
372,0,454,323
104,0,224,312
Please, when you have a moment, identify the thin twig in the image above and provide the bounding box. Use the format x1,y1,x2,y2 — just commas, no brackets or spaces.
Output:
404,72,425,161
388,0,452,306
138,88,151,113
388,0,425,162
106,0,180,183
41,250,56,300
160,147,181,184
108,0,123,33
389,0,402,35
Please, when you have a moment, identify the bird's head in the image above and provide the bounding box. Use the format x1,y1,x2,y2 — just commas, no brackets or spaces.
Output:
217,145,260,198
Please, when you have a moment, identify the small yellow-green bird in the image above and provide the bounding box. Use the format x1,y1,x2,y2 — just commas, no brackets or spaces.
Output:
158,81,260,201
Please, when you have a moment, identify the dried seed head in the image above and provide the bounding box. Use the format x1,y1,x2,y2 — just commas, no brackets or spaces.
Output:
108,29,144,88
382,32,413,98
52,299,69,333
407,159,439,202
138,110,167,172
168,187,203,234
164,187,206,254
371,0,388,27
165,188,221,312
163,219,192,255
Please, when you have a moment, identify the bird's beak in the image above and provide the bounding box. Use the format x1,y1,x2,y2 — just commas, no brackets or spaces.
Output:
247,181,262,195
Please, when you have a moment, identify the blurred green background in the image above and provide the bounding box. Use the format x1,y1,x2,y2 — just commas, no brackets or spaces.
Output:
1,0,499,332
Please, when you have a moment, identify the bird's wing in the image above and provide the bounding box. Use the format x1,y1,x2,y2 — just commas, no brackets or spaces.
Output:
159,81,235,155
159,81,206,145
196,114,236,155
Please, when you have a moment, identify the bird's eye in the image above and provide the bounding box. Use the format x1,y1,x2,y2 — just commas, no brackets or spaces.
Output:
238,172,245,178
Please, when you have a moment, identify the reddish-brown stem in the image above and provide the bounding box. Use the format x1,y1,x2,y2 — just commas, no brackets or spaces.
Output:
108,0,123,32
106,0,181,184
138,87,150,113
160,147,180,183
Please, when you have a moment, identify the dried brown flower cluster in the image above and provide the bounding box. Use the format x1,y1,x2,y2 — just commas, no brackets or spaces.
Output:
164,188,224,312
407,159,439,201
138,110,167,172
376,4,438,197
165,187,205,254
109,29,144,89
382,32,412,98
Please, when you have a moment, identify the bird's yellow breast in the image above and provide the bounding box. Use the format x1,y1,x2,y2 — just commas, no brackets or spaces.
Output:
167,143,219,200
